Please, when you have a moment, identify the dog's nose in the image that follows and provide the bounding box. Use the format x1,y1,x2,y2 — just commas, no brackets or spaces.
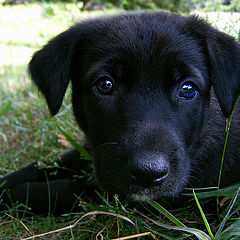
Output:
129,155,169,186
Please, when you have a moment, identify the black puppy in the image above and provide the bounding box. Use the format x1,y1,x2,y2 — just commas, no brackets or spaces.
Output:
1,11,240,214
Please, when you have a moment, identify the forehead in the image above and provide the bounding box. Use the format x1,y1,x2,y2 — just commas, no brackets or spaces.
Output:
77,13,207,82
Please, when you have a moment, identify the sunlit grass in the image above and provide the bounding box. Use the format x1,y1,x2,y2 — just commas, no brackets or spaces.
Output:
0,3,112,67
196,11,240,38
0,3,104,172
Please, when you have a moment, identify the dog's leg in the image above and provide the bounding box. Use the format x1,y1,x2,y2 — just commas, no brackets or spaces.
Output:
0,149,97,214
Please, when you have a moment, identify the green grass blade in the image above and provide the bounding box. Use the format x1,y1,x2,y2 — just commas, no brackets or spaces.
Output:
0,101,12,117
228,201,240,218
142,221,188,240
215,187,240,239
142,212,211,240
149,200,185,227
95,191,112,208
27,106,33,129
218,94,240,190
217,219,240,240
193,190,214,239
56,125,92,160
184,183,240,198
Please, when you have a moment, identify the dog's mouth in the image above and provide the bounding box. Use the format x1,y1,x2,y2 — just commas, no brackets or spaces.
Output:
93,140,190,200
94,158,188,200
126,172,186,200
94,170,188,201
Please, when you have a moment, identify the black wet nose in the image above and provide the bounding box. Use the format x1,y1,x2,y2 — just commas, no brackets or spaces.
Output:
129,155,169,186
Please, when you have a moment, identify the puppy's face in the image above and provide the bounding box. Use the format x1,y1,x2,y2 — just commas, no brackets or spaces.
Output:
29,12,240,200
71,15,211,199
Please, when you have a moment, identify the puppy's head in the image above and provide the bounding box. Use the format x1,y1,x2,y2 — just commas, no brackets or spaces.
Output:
29,12,240,200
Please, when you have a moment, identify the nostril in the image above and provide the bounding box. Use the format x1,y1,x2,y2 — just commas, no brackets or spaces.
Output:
129,156,169,186
153,169,169,183
130,167,169,184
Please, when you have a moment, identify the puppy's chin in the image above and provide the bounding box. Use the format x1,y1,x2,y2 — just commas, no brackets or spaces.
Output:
128,193,179,202
128,194,155,201
126,178,187,201
96,172,189,200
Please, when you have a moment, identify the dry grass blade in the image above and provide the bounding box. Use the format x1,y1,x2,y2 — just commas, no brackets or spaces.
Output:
95,225,106,240
5,213,34,237
112,231,158,240
22,211,134,239
72,210,135,226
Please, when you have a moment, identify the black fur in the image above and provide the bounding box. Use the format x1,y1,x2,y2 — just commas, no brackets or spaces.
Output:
1,11,240,214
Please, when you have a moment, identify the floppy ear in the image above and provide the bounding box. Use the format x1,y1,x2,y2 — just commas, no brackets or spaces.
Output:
186,16,240,117
206,29,240,117
28,30,77,115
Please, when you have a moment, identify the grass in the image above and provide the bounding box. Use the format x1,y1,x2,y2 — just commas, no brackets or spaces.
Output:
0,3,240,239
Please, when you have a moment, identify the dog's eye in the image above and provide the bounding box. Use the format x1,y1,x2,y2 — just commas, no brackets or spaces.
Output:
95,78,115,95
179,83,197,99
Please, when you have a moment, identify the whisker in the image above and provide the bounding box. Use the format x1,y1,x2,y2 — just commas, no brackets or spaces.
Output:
96,142,119,149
